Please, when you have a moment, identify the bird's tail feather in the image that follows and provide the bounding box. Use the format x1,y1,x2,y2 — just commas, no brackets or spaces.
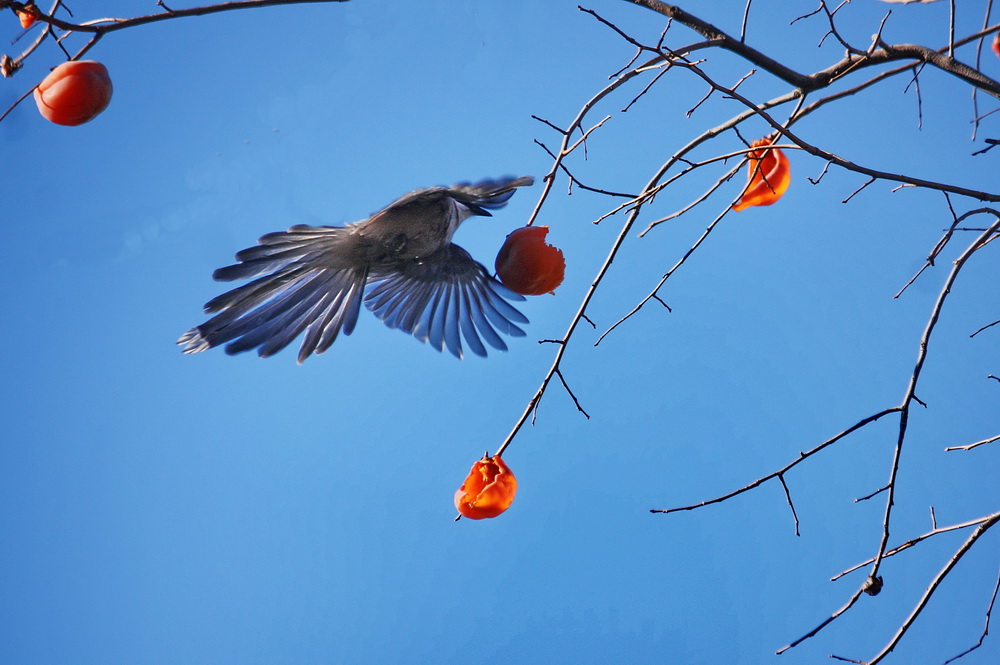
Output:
450,175,534,212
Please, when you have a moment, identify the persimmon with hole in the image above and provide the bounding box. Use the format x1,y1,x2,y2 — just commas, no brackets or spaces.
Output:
495,225,565,295
454,454,517,520
34,60,113,126
17,3,39,29
732,137,791,212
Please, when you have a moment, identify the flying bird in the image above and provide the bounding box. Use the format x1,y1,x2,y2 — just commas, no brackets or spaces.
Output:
178,176,534,363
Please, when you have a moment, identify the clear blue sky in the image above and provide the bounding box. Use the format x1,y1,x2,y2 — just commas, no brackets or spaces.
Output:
2,1,998,664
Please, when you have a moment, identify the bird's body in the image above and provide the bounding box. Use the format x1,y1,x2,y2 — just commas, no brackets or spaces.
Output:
178,176,534,363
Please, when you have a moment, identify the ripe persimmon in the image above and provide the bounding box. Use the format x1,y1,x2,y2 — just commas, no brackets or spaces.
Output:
495,225,565,296
455,454,517,520
732,137,791,212
33,60,113,126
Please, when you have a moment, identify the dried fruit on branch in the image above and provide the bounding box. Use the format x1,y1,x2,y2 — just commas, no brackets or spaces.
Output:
17,3,39,29
454,454,517,519
732,137,791,212
495,226,565,295
34,61,113,126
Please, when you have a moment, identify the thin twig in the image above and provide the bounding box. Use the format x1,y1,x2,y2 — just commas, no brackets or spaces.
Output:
945,433,1000,452
626,1,1000,98
970,319,1000,338
865,513,1000,665
650,408,901,514
777,473,800,536
831,513,998,581
554,369,590,420
869,219,1000,589
943,567,1000,664
855,485,889,503
776,588,865,654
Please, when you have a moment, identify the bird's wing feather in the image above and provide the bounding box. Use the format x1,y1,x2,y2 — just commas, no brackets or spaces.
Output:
177,225,367,363
180,177,536,363
364,243,527,359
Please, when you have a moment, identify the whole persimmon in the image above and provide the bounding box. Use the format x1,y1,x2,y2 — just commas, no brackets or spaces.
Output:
33,60,113,126
495,225,565,296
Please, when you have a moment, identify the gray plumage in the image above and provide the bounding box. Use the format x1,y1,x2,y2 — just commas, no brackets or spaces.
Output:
178,176,534,363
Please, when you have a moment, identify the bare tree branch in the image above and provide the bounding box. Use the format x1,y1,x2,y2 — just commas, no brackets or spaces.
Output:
624,1,1000,98
869,217,1000,587
944,567,1000,664
650,408,901,514
945,433,1000,452
831,513,1000,581
864,513,1000,665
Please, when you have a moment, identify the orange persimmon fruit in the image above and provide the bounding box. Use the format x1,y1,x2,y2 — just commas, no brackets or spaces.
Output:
33,60,113,126
732,137,791,212
992,32,1000,59
17,4,38,29
454,454,517,520
495,225,565,296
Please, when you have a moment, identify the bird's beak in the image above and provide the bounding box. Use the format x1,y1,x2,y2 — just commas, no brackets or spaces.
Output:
466,203,493,217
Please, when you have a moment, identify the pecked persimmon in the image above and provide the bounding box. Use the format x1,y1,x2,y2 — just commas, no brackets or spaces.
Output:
17,3,38,29
732,137,791,212
993,32,1000,59
455,454,517,520
495,225,565,296
33,60,113,126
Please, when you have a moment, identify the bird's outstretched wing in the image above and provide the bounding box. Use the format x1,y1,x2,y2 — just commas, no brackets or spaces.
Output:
179,176,535,363
177,225,368,364
365,244,528,359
